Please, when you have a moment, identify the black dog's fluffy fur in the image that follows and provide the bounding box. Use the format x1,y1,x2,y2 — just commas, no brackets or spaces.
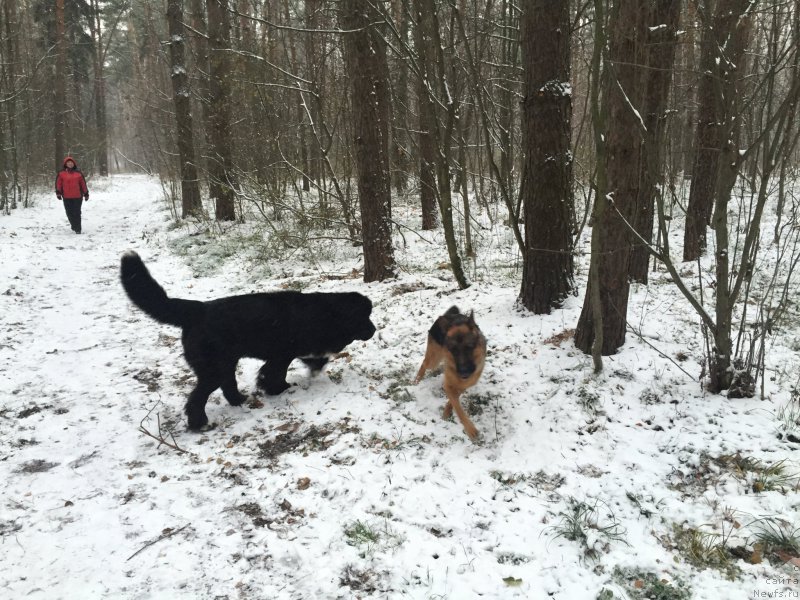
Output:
120,251,376,430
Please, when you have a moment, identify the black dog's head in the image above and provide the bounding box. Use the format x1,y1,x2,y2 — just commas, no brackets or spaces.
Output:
344,292,376,341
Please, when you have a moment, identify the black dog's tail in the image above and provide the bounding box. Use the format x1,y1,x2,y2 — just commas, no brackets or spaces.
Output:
120,251,204,328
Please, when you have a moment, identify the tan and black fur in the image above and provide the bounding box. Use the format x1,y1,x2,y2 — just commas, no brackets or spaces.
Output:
414,306,486,440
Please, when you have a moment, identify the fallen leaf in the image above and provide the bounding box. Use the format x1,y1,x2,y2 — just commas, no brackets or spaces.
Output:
502,577,522,587
775,548,800,567
297,477,311,490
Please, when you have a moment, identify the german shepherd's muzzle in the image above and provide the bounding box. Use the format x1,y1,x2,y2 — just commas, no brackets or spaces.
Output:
414,306,487,441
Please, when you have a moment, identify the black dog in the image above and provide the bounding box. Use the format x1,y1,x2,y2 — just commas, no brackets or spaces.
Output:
120,251,376,430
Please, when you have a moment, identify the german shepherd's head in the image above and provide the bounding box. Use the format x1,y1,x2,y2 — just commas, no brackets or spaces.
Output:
434,306,485,380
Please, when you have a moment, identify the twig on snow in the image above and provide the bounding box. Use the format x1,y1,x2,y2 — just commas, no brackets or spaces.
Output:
138,402,188,454
126,523,191,562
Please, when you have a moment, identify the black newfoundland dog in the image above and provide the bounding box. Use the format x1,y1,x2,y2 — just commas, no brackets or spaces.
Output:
120,251,376,430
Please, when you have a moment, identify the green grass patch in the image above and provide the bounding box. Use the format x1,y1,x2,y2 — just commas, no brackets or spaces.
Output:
671,523,741,580
343,519,405,557
549,496,627,561
611,567,691,600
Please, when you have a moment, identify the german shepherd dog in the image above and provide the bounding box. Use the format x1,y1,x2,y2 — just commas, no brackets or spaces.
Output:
120,251,376,430
414,306,486,440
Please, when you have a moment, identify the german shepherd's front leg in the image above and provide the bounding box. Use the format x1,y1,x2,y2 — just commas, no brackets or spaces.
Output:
414,335,444,384
443,383,479,441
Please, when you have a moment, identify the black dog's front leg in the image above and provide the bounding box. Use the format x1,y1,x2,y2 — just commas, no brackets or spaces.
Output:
256,358,292,395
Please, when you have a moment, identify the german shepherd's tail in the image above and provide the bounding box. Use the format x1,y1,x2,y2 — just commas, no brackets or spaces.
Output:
120,251,204,328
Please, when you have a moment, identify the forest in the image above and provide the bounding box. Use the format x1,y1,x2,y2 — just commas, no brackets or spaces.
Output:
1,0,800,598
3,0,800,394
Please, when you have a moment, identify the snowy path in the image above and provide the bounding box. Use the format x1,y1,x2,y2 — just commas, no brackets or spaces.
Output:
1,176,203,598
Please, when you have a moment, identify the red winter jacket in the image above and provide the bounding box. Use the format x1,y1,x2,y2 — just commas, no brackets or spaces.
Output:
55,156,89,200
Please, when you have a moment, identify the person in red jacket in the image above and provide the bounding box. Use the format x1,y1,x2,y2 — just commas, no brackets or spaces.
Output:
55,156,89,234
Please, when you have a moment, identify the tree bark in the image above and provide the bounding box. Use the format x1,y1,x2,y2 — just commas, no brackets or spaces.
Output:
519,0,575,313
340,0,397,282
575,0,646,355
683,0,751,261
54,0,67,170
89,0,109,176
2,0,20,209
707,4,755,392
628,0,681,282
206,0,236,221
415,0,469,289
391,0,410,195
189,0,212,169
167,0,202,218
414,0,439,231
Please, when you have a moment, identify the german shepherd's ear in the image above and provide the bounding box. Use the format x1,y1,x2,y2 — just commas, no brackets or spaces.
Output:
467,310,475,325
445,305,461,317
430,314,450,345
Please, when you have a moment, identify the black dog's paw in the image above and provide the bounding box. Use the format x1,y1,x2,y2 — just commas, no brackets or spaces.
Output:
256,373,291,396
300,356,329,375
186,407,209,431
224,392,248,407
262,381,291,396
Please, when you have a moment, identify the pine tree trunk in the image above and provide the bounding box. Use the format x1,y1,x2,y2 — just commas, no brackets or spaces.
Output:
189,0,212,171
89,0,109,176
629,0,681,283
167,0,202,218
414,1,439,231
3,0,19,208
683,0,751,261
54,0,67,170
340,0,396,283
391,0,410,195
575,0,645,355
206,0,236,221
519,0,575,314
707,3,755,392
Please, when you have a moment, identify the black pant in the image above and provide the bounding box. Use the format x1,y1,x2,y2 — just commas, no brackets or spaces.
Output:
63,198,83,233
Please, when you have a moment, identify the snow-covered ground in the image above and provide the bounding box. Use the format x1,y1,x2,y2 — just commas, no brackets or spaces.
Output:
1,175,798,599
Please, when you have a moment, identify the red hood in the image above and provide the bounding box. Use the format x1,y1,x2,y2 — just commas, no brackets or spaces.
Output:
63,156,77,169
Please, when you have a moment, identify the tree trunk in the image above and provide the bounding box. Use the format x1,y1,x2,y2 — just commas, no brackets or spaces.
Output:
498,0,518,197
415,0,469,289
206,0,236,221
628,0,681,283
414,1,439,231
3,0,19,209
519,0,575,314
683,0,751,261
167,0,202,218
707,4,755,392
54,0,67,170
90,0,109,176
189,0,212,170
340,0,396,282
391,0,410,195
575,0,646,355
